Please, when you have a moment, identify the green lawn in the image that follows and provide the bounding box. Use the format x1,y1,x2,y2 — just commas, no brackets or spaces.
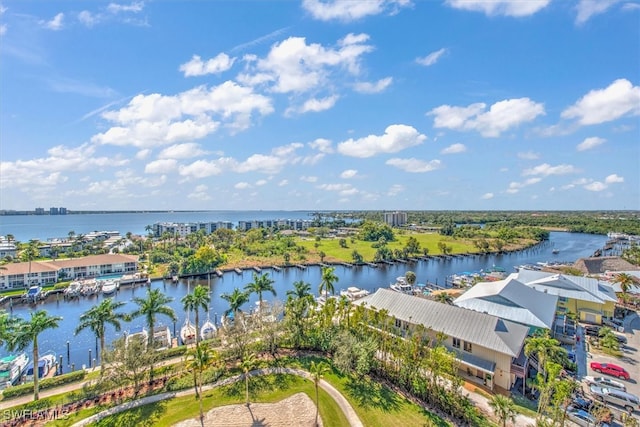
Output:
49,375,347,427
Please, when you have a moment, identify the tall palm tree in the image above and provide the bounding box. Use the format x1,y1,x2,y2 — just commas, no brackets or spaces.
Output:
221,288,249,324
613,273,637,308
489,394,517,427
75,299,127,377
309,361,330,427
240,352,257,406
21,240,40,287
8,310,62,401
182,285,211,344
405,271,417,286
244,272,276,311
287,280,313,303
130,288,177,348
185,342,219,425
524,331,564,380
318,266,338,297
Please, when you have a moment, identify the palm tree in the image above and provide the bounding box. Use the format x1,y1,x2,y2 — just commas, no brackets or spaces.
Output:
21,240,40,287
240,352,257,406
524,331,564,380
75,299,127,377
182,285,211,344
435,292,454,305
8,310,62,400
130,288,177,348
613,273,637,308
244,272,276,311
318,266,338,297
309,361,330,427
489,394,517,427
185,342,219,425
221,288,249,325
287,280,313,302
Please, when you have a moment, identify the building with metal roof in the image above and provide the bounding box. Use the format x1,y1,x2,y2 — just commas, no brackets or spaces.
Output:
453,275,558,331
353,288,529,391
515,269,618,325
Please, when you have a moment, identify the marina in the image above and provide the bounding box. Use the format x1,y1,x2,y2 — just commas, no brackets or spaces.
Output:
0,231,610,373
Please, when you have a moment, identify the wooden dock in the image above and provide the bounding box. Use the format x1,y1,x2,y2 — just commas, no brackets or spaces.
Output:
253,266,262,273
234,268,243,275
271,265,281,272
295,264,307,270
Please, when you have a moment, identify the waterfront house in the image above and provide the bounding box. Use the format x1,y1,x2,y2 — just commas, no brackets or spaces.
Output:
515,269,617,325
353,288,529,391
0,254,138,290
453,275,558,332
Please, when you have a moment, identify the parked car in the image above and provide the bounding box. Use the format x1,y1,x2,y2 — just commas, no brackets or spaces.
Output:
583,376,627,391
572,396,594,411
567,409,597,427
613,333,627,345
589,385,640,413
589,362,630,380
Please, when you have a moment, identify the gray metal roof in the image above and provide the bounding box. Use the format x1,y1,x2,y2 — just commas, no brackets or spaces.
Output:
516,270,617,304
453,274,558,329
354,288,529,357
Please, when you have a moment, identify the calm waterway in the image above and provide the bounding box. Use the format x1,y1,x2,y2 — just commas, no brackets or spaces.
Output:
1,228,608,372
0,210,317,242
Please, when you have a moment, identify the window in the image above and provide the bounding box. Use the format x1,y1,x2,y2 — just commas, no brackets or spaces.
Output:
464,341,472,353
452,338,460,348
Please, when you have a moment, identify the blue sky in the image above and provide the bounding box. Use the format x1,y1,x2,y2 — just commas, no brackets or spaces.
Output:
1,0,638,211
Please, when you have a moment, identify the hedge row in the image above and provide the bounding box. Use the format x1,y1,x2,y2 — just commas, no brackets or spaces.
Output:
1,370,87,399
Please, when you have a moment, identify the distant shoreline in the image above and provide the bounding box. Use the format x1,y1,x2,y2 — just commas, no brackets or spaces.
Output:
0,209,317,216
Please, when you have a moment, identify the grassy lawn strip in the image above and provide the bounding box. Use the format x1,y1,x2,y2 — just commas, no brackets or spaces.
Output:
291,356,452,427
48,375,347,427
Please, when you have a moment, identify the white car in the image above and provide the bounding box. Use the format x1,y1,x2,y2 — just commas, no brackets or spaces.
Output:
583,376,626,392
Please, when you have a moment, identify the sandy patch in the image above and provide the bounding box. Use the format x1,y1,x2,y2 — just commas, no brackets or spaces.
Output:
173,392,322,427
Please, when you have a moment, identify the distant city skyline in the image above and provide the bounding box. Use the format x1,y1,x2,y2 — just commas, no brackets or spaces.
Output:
1,1,638,211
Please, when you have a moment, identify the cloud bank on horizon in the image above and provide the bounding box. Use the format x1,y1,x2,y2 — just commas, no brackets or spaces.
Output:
0,0,638,211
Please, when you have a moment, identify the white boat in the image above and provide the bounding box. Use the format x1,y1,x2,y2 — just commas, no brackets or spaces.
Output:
152,325,172,350
23,285,43,302
125,326,149,348
24,353,57,382
340,286,370,301
200,314,217,341
64,281,83,299
552,248,560,254
390,277,413,294
101,279,118,295
0,352,29,389
180,317,196,346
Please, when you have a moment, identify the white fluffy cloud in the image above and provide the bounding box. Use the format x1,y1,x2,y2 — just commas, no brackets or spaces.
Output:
187,184,212,200
308,138,333,153
576,136,606,151
506,177,542,194
481,193,494,199
561,79,640,125
179,53,235,77
302,0,411,22
158,143,208,159
575,0,623,24
0,144,129,193
386,158,441,172
337,124,426,157
605,174,624,184
440,143,466,154
92,82,273,147
234,182,251,189
288,95,339,115
429,98,545,137
107,2,145,14
340,169,358,178
446,0,551,17
584,181,607,192
522,163,580,177
353,77,393,94
301,176,318,183
41,13,64,30
249,34,373,94
416,48,447,67
145,159,178,174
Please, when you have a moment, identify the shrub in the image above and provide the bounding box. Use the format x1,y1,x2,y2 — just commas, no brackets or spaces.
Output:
2,370,87,399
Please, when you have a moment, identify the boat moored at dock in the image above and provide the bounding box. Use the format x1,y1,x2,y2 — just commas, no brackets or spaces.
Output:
0,352,29,389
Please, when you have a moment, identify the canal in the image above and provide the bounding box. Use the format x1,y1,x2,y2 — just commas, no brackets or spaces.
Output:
3,231,608,372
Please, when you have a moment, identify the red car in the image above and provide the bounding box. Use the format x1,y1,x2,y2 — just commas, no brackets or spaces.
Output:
589,362,630,380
